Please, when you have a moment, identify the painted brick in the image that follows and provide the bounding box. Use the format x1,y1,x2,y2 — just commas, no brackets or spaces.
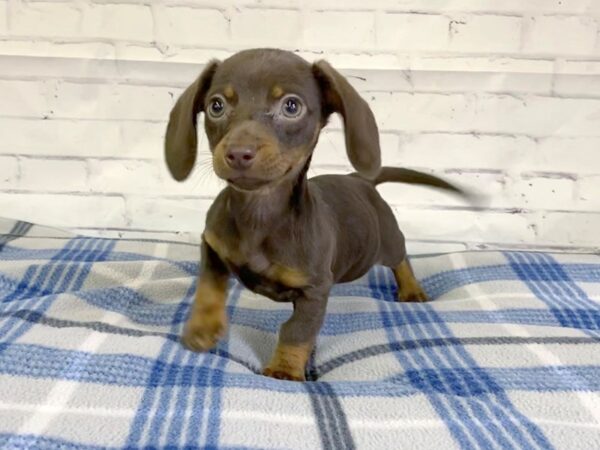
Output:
126,196,213,232
377,13,448,52
239,0,600,14
303,12,375,49
0,118,166,159
523,16,597,55
377,168,504,209
535,137,600,174
10,2,82,37
470,95,600,137
117,121,168,159
449,15,522,53
406,240,469,254
311,130,400,168
407,71,553,95
19,158,88,192
0,1,7,34
340,68,552,95
378,171,504,209
164,174,225,198
506,175,577,210
50,82,175,120
369,92,476,133
0,80,50,117
0,40,116,60
391,207,536,244
536,212,600,246
0,193,126,228
160,7,229,46
553,74,600,97
393,134,537,171
87,159,224,197
439,0,600,14
88,159,162,194
410,56,555,75
258,0,600,14
577,176,600,210
0,156,18,188
231,9,302,47
382,171,577,213
307,166,353,178
301,52,402,71
82,4,153,41
555,60,600,75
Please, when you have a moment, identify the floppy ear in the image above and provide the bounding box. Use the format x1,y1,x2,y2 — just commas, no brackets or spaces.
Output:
165,60,219,181
312,60,381,179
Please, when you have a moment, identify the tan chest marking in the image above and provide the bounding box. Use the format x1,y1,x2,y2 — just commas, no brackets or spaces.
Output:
266,264,309,288
204,230,241,265
204,230,308,288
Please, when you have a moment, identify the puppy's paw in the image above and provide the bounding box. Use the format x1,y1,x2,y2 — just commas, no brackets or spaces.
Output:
181,308,227,352
263,366,306,382
394,260,430,303
263,343,311,381
398,288,429,303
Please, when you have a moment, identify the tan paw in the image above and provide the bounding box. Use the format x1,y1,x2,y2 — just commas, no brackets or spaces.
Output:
181,308,227,352
398,287,429,303
263,366,306,382
394,260,430,303
263,343,311,381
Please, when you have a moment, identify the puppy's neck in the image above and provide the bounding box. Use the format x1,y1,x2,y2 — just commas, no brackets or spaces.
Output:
228,158,311,237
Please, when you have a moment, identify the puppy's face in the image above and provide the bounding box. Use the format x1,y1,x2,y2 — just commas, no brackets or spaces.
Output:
204,51,322,191
165,49,381,185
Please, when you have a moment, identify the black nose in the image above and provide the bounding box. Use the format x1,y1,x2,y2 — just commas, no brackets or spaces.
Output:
225,147,256,170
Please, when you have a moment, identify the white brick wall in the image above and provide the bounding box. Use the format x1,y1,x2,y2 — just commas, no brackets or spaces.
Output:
0,0,599,253
448,15,522,53
523,15,598,55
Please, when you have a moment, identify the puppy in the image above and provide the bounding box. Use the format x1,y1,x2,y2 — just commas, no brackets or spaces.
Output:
165,48,466,381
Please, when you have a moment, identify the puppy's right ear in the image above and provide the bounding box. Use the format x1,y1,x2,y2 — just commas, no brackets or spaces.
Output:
165,60,219,181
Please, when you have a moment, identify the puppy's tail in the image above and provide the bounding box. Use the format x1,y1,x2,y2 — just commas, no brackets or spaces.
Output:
373,167,462,192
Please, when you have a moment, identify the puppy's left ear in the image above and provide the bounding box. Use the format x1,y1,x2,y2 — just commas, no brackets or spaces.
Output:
313,60,381,179
165,60,220,181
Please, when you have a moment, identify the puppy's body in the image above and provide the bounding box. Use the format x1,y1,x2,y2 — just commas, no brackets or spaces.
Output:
206,173,399,295
164,48,467,381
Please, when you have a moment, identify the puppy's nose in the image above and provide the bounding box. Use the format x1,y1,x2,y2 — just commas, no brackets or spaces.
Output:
225,147,256,170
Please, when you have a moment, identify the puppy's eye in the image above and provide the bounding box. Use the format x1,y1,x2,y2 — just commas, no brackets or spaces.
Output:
207,95,226,118
281,95,303,118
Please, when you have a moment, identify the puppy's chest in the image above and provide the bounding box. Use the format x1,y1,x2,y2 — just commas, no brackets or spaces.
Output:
204,230,308,301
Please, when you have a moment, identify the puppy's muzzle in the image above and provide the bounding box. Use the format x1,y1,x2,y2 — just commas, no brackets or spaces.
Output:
225,146,257,170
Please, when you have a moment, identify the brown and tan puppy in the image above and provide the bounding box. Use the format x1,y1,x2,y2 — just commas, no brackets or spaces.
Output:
165,48,466,381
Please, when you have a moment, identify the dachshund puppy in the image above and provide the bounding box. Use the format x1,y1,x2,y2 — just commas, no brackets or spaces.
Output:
165,48,465,381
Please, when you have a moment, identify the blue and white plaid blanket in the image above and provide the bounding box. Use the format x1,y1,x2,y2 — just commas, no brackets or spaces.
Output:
1,218,599,449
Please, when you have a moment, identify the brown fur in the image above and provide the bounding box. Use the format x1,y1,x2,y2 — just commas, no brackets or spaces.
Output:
164,49,469,381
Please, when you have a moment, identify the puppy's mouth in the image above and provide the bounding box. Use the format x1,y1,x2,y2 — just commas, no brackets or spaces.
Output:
227,175,272,190
226,166,294,191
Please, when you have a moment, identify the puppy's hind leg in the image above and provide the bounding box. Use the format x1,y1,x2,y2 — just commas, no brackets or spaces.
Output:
393,258,429,303
376,200,429,302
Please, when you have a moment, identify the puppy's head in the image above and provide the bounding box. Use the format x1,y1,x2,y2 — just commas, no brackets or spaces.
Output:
165,49,381,191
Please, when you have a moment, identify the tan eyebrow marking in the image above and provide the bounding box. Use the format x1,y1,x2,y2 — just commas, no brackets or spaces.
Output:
223,85,235,100
271,85,284,98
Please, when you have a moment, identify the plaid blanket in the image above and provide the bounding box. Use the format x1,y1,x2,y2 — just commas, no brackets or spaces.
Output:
1,218,599,450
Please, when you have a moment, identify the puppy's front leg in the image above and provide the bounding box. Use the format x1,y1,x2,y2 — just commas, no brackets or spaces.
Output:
182,240,230,352
264,290,329,381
